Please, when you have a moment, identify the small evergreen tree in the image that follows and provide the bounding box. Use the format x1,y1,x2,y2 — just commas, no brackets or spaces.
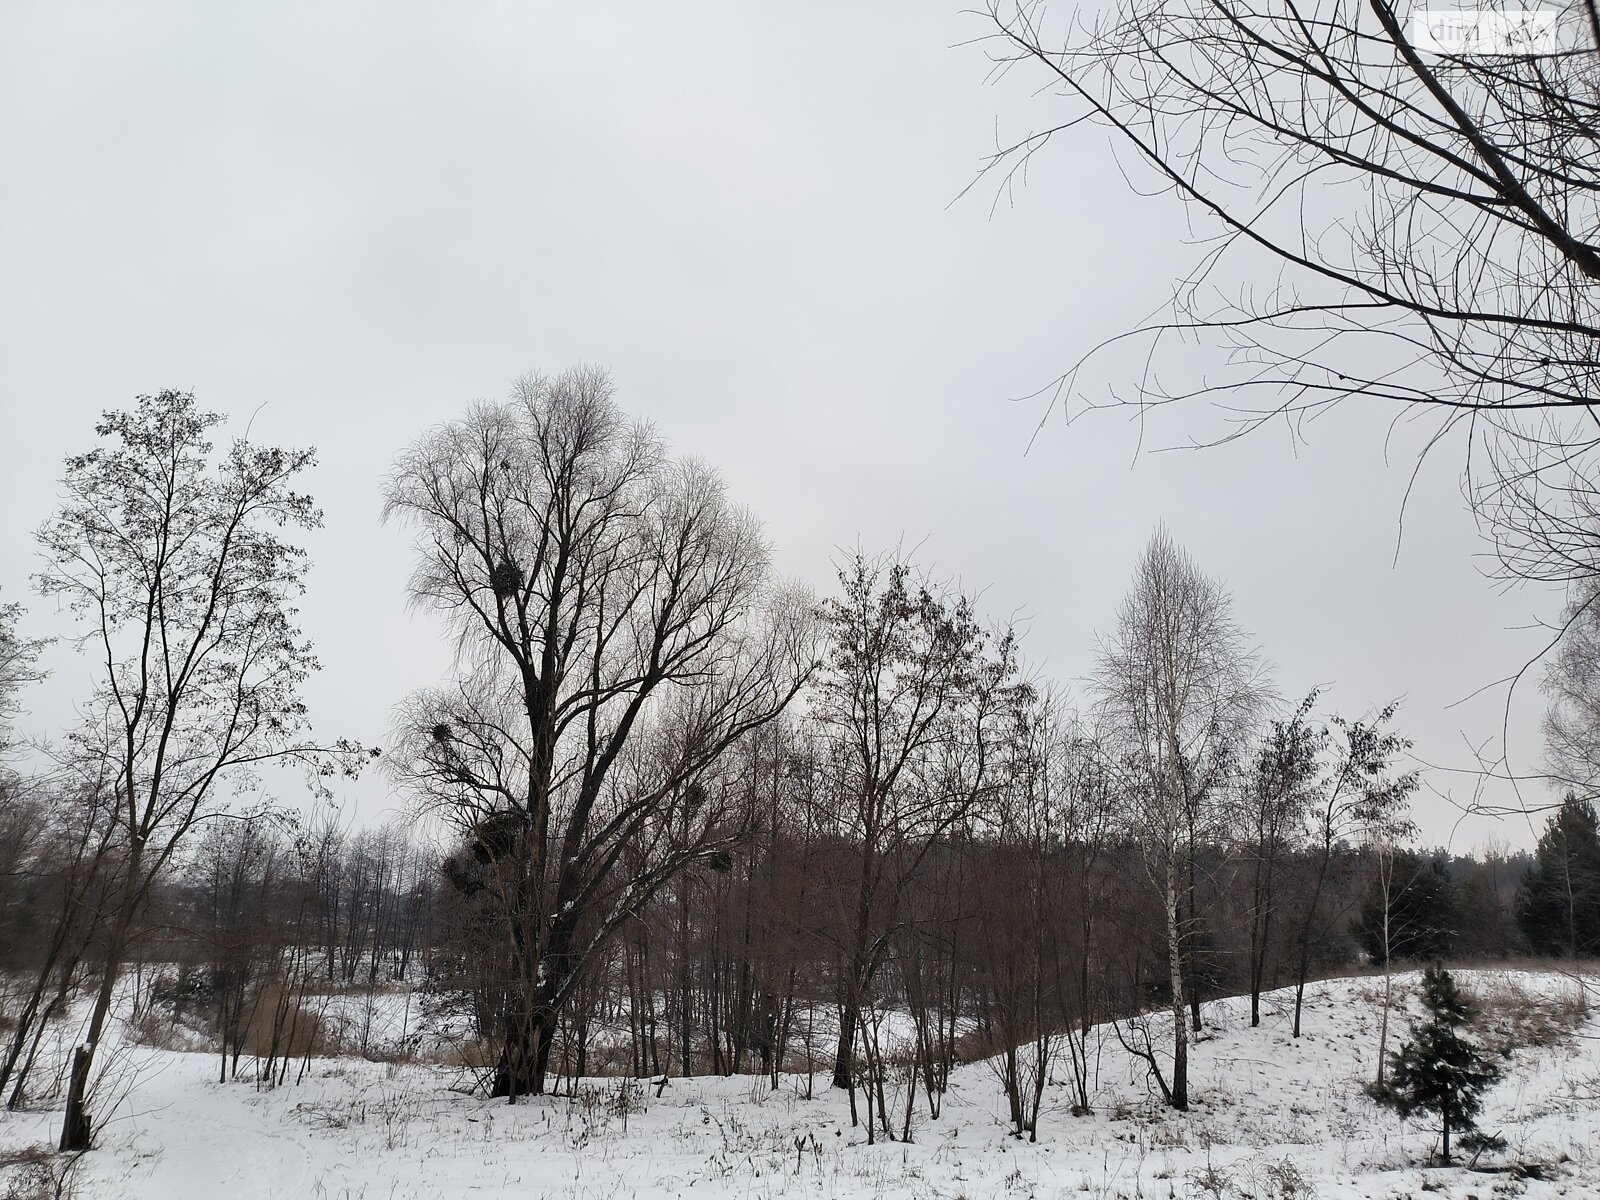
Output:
1516,794,1600,957
1356,853,1458,965
1371,966,1502,1165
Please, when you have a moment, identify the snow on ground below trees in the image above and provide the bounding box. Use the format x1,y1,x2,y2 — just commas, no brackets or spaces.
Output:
2,969,1597,1199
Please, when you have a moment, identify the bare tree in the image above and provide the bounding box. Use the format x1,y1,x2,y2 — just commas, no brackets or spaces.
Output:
384,366,813,1101
0,759,120,1110
977,0,1600,587
1242,691,1322,1026
0,595,45,756
1094,526,1266,1111
34,391,369,1150
813,549,1022,1141
1289,703,1417,1036
979,690,1067,1141
1051,715,1119,1114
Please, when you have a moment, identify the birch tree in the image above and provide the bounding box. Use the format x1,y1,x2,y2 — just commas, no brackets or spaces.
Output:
1093,527,1265,1111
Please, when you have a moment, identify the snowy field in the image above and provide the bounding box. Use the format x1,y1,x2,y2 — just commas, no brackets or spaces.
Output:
1,969,1595,1199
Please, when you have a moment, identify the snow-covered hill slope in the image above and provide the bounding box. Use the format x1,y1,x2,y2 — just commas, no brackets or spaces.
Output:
2,969,1595,1199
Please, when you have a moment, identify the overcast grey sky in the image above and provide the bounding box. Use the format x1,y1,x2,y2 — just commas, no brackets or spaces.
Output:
0,2,1561,848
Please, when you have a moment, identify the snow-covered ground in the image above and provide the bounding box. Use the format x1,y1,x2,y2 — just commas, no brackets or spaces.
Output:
2,969,1596,1199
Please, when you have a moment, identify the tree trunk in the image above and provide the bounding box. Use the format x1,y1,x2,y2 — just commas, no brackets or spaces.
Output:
1185,846,1202,1034
1375,845,1394,1087
832,1000,857,1091
492,1002,554,1099
1165,861,1189,1111
1292,847,1333,1038
60,846,143,1152
1249,853,1270,1028
833,843,876,1091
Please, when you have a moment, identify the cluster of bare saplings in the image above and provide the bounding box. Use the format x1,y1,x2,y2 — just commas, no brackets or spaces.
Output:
0,374,1552,1154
